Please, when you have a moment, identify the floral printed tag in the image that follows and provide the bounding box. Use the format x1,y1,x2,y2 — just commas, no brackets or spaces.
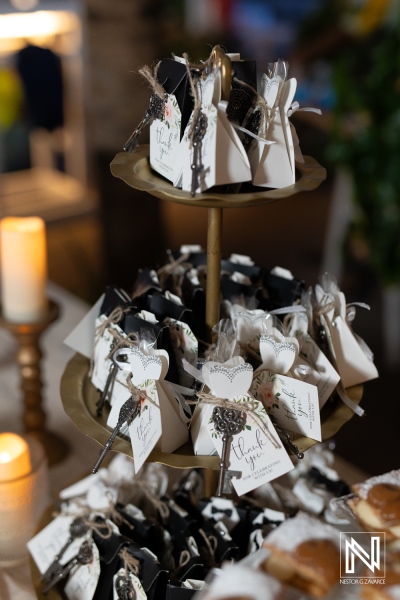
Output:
111,347,163,474
129,377,162,474
207,393,294,496
251,370,321,441
150,92,181,182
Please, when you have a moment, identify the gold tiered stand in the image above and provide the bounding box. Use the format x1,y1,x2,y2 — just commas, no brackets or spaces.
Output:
60,144,363,471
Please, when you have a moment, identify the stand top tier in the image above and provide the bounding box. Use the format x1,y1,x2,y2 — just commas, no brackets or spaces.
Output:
110,145,327,209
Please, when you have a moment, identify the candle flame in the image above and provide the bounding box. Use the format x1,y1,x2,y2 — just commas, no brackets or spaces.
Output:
0,451,13,464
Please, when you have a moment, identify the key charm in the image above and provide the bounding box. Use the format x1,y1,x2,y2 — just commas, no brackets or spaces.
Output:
96,339,119,416
41,516,90,584
92,396,139,473
271,416,304,459
115,574,136,600
211,406,246,497
190,111,208,196
42,540,93,594
123,92,167,152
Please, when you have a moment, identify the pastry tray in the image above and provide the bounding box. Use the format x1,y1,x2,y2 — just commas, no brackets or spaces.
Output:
61,352,363,470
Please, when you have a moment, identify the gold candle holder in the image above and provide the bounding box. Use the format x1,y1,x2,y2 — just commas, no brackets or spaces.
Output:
0,299,69,466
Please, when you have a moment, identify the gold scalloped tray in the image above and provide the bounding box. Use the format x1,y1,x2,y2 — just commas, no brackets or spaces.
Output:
110,146,327,208
61,353,363,470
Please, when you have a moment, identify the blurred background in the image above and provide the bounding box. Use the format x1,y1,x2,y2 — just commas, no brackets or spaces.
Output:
0,0,399,475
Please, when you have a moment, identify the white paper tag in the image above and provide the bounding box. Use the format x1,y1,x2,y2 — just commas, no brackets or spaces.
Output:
64,540,100,600
207,394,294,496
177,73,251,192
291,342,340,407
64,295,104,358
91,316,125,391
150,93,181,182
129,380,162,473
251,370,321,441
27,515,85,574
113,569,147,600
59,472,103,500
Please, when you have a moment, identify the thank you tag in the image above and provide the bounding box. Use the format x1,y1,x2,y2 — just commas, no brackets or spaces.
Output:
150,93,181,182
251,335,321,440
64,540,100,600
207,393,294,496
176,73,251,192
203,359,293,496
252,370,321,441
28,515,86,574
113,347,163,473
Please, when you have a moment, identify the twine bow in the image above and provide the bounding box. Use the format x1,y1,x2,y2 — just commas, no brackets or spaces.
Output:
189,392,280,449
119,547,140,576
133,479,170,521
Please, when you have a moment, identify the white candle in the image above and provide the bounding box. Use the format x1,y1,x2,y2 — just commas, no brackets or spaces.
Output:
0,434,49,567
0,216,48,323
0,432,31,482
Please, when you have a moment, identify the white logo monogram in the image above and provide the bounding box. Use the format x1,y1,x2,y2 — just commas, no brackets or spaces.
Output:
340,532,385,580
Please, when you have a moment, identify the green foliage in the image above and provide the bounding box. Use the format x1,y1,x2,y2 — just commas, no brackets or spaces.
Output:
327,19,400,285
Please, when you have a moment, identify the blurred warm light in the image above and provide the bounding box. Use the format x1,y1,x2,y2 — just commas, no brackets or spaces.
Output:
11,0,40,10
0,452,13,464
0,433,31,482
0,10,78,39
0,10,80,53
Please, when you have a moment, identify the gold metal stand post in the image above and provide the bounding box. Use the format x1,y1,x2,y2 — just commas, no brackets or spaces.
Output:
205,207,223,340
0,300,68,466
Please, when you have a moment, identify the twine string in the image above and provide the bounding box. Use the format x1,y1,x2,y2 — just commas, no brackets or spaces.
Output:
119,547,140,576
105,330,139,360
183,53,202,147
198,528,217,566
138,62,165,99
114,373,160,412
89,306,133,376
188,392,280,449
133,479,170,521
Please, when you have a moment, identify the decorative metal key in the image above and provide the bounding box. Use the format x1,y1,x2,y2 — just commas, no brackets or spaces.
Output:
271,416,304,460
123,92,167,152
190,111,208,196
41,516,90,584
115,573,136,600
211,406,246,497
92,396,139,473
42,540,93,594
96,339,118,416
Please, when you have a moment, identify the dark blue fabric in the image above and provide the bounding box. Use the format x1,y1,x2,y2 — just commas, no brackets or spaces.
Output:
16,44,64,131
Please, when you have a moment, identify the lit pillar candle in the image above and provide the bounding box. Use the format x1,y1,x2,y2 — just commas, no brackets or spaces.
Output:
0,432,31,482
0,216,48,323
0,433,49,567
